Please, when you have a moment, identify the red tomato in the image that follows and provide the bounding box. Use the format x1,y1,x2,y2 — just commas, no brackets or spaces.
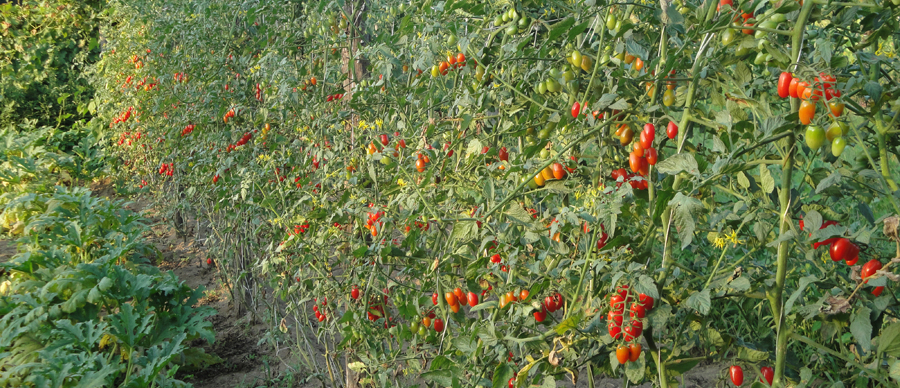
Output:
499,147,509,161
760,366,774,385
730,365,744,386
551,163,567,180
453,288,466,305
873,286,885,296
608,310,623,326
646,147,658,165
534,307,547,322
667,121,678,139
829,238,851,262
845,243,860,266
445,292,458,306
861,260,883,282
432,292,438,305
608,320,623,339
380,134,389,146
571,102,581,118
610,294,625,313
629,152,642,173
434,318,444,332
456,53,466,66
628,343,641,362
519,289,530,301
640,123,655,149
351,286,360,300
717,0,733,11
789,78,800,98
491,253,502,263
639,293,655,310
777,72,792,98
467,292,479,306
630,302,646,318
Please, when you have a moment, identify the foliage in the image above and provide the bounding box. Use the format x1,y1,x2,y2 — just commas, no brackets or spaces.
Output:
95,0,900,386
0,0,103,131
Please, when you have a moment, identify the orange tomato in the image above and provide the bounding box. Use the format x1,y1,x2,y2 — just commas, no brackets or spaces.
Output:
799,100,816,125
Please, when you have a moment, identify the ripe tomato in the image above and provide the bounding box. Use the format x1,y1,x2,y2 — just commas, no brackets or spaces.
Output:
617,284,630,299
449,303,460,313
829,238,851,261
571,102,580,118
640,123,655,149
499,147,509,161
844,241,860,265
434,318,444,332
667,121,678,139
777,72,792,98
623,322,642,341
453,288,466,305
717,0,733,12
628,343,641,362
789,78,800,98
610,294,625,313
760,366,773,385
456,53,466,66
519,289,530,301
629,152,642,173
467,292,478,306
615,345,630,364
730,365,744,386
630,302,646,318
608,310,623,326
798,100,815,125
608,320,623,339
541,166,555,181
439,61,449,75
380,134,389,146
633,142,645,157
861,260,883,282
445,292,458,306
432,292,438,305
447,54,456,66
491,253,502,263
544,296,556,312
310,77,317,85
646,148,658,165
351,286,360,300
551,163,567,180
534,307,547,322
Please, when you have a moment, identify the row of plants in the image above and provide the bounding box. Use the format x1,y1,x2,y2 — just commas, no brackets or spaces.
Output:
96,0,900,386
0,125,217,387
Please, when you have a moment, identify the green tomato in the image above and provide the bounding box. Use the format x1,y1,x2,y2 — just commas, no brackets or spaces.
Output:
827,121,848,141
546,78,562,93
537,82,547,94
562,70,575,82
571,51,583,67
505,24,517,35
410,321,420,333
735,44,750,56
417,326,426,336
538,127,552,140
721,28,735,46
380,156,391,165
606,14,617,30
753,52,766,65
447,34,458,46
805,125,826,150
540,149,550,158
770,13,787,23
494,15,503,26
832,137,847,157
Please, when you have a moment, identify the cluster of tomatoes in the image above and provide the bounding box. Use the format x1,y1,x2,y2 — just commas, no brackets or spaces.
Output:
728,365,774,386
830,238,886,296
116,131,141,147
109,106,133,127
430,52,467,77
313,297,328,322
404,219,430,233
489,253,510,273
608,285,654,363
223,131,254,153
299,76,317,92
292,223,310,235
180,124,196,137
255,82,263,102
439,287,482,313
129,53,143,69
533,292,564,322
364,210,384,237
158,162,174,176
222,108,236,123
173,72,187,83
623,123,659,174
325,93,344,102
777,72,850,157
528,162,568,189
415,152,431,173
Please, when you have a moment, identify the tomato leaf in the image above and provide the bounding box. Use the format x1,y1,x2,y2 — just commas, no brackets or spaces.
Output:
785,275,818,315
568,21,591,41
851,306,874,352
877,322,900,357
422,369,455,387
554,314,580,335
491,362,514,388
470,300,497,313
759,165,775,194
815,170,841,194
668,193,704,249
666,357,702,374
656,153,699,177
547,18,576,42
625,352,645,383
684,288,711,315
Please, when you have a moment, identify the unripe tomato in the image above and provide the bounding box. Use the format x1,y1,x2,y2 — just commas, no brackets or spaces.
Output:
777,72,792,98
760,366,773,385
721,28,735,46
620,126,634,146
615,345,630,364
832,137,847,157
422,316,431,327
431,65,440,77
730,365,744,386
829,238,852,261
434,318,444,332
829,101,845,117
541,166,554,181
533,172,546,187
667,121,678,139
628,343,641,362
662,89,675,106
646,147,658,165
805,125,825,150
799,100,816,125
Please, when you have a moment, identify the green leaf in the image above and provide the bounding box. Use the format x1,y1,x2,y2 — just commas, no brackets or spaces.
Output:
625,349,646,382
668,193,704,249
505,203,533,224
816,170,842,193
466,138,483,157
422,369,454,387
450,221,478,241
649,304,672,331
547,18,576,42
555,315,579,335
666,357,701,374
851,306,873,352
470,300,497,312
452,336,477,354
684,288,711,315
785,276,818,314
803,211,823,233
760,165,774,194
568,21,591,40
728,277,751,292
878,323,900,357
737,171,750,188
492,362,514,388
656,153,699,177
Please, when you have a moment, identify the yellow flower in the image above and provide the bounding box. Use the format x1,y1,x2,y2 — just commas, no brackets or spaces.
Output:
713,237,727,249
375,119,383,128
397,178,406,187
727,230,744,245
358,120,368,129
